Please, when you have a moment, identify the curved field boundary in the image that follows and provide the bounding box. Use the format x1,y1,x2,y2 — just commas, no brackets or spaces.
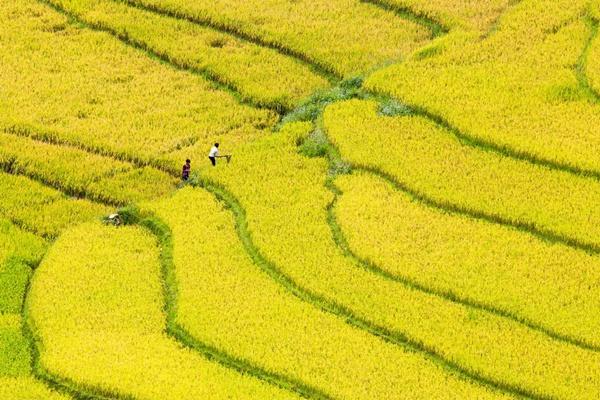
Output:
21,215,317,400
116,0,448,81
23,314,129,400
191,177,554,400
577,15,600,102
318,115,600,352
0,156,122,209
363,13,600,180
36,0,288,115
0,233,86,399
9,116,595,397
325,174,600,354
347,98,600,255
3,124,172,175
8,106,600,348
365,13,600,183
386,100,600,182
115,0,341,83
10,2,595,395
137,215,333,400
359,0,449,37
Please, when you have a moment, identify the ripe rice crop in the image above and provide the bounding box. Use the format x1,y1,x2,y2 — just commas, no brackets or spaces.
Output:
366,0,600,173
333,171,600,351
147,187,512,400
45,0,329,111
125,0,431,76
368,0,514,32
323,99,600,252
4,0,600,397
27,222,302,400
0,131,131,188
0,1,275,164
0,172,108,238
200,123,600,399
0,131,176,205
0,376,70,400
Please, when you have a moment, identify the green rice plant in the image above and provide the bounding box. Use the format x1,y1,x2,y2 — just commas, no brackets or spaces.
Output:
586,20,600,95
0,260,32,315
0,315,31,377
0,316,69,399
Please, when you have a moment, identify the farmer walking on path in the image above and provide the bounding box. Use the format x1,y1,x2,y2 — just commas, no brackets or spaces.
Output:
182,159,191,181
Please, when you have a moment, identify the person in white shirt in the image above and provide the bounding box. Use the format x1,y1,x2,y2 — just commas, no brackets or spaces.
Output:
208,143,219,166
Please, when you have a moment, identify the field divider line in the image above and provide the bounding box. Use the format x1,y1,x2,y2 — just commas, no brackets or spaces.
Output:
36,0,290,115
576,15,600,103
13,96,600,345
2,116,573,398
189,176,558,400
0,158,123,208
322,104,600,351
359,0,449,38
0,214,54,241
136,214,335,400
366,89,600,181
10,108,595,388
20,260,134,400
115,0,342,83
3,124,173,174
325,174,600,354
480,0,524,39
352,157,600,255
361,12,600,179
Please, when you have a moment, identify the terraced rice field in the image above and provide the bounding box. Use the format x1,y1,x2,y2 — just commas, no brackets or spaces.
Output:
1,0,599,398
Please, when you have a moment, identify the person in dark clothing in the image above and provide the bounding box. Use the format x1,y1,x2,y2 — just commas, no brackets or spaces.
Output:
182,159,191,180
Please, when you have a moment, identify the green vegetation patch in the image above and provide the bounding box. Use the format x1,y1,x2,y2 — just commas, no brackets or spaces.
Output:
0,316,30,377
0,260,32,314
